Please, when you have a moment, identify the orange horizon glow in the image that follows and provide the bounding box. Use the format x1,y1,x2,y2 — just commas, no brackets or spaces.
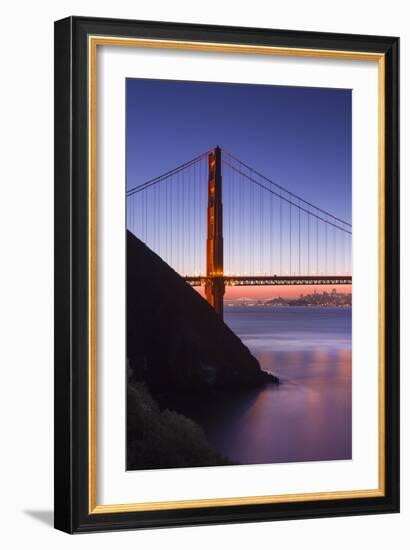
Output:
195,284,352,301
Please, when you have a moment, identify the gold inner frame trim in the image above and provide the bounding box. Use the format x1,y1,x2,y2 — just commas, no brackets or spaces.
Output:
88,35,386,514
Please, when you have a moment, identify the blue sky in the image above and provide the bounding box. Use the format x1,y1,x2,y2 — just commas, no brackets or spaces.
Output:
126,78,351,224
126,79,352,294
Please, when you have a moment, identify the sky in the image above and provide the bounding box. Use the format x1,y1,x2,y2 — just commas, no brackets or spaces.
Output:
126,79,352,299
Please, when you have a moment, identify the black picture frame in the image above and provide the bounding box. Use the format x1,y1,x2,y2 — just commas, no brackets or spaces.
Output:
54,15,399,533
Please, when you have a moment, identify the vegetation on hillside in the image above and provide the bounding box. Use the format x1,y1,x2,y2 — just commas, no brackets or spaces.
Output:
127,381,231,470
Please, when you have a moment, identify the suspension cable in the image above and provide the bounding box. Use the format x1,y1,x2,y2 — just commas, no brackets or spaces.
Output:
222,148,351,228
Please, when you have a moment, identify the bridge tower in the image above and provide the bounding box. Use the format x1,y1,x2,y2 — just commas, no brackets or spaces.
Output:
205,146,225,317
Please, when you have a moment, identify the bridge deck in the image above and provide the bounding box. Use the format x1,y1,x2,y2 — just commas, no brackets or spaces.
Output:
184,275,352,287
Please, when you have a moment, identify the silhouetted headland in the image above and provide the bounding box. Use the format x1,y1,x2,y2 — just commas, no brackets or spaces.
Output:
127,230,278,395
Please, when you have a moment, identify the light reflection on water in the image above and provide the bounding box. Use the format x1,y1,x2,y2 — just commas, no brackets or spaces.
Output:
196,306,352,465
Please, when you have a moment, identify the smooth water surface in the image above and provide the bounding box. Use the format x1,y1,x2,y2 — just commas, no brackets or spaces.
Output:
196,306,352,465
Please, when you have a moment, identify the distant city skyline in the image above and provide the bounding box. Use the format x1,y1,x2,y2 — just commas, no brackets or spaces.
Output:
225,288,351,303
198,284,352,300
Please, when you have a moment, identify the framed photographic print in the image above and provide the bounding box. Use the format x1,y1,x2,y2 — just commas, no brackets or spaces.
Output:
54,16,399,533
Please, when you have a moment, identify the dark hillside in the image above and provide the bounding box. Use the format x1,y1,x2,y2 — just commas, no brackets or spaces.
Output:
127,230,277,395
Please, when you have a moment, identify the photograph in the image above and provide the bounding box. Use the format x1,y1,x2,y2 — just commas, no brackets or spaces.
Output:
0,0,404,542
126,79,353,471
52,13,399,534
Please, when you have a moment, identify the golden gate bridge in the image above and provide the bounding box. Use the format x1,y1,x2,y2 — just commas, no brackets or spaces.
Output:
127,147,352,318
